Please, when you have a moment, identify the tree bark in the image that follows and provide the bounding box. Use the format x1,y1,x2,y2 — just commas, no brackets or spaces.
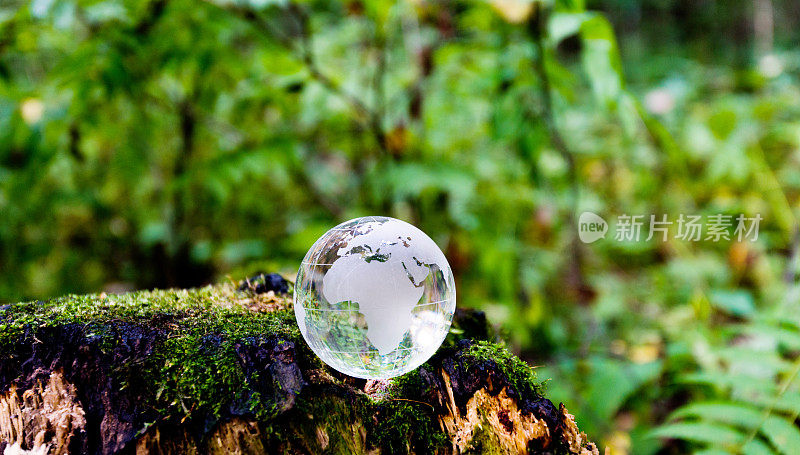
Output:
0,274,599,454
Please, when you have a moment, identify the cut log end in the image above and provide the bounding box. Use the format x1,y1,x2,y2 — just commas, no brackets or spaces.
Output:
0,276,599,454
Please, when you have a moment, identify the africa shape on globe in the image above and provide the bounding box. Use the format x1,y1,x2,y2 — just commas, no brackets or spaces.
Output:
294,216,456,379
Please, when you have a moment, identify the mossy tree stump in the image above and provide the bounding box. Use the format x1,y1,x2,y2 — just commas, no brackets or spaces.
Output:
0,274,599,454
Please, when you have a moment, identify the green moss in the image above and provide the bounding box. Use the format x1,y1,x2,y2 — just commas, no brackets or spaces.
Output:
369,368,448,454
372,400,448,453
462,419,506,455
284,393,372,454
1,284,298,348
1,284,305,423
1,286,549,454
462,340,545,397
123,307,306,423
442,309,494,348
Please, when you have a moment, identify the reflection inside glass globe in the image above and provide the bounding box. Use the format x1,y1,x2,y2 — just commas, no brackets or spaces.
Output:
294,216,456,379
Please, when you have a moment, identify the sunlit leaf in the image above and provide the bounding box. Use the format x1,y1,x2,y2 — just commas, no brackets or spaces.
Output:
649,422,745,448
669,402,763,430
761,415,800,455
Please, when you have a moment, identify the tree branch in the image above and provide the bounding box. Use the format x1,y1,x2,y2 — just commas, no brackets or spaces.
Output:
526,4,591,307
214,2,387,153
527,6,578,210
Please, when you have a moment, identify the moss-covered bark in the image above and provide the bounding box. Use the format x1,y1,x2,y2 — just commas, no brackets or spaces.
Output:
0,274,599,454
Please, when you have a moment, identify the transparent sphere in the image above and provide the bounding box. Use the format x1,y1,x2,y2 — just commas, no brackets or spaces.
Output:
294,216,456,379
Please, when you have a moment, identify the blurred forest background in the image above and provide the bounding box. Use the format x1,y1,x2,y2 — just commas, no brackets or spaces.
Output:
2,0,800,453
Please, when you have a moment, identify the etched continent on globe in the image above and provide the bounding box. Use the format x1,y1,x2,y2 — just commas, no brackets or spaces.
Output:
322,219,447,355
294,216,456,379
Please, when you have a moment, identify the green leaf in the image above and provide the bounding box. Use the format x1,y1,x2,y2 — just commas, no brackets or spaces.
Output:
681,371,776,394
750,392,800,416
742,438,777,455
578,15,623,106
716,347,794,374
741,324,800,351
547,12,588,45
709,290,756,318
650,422,745,448
546,12,624,106
670,402,763,430
694,449,731,455
584,357,662,421
708,109,737,140
761,415,800,455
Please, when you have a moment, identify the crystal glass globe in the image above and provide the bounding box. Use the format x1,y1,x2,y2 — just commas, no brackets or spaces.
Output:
294,216,456,379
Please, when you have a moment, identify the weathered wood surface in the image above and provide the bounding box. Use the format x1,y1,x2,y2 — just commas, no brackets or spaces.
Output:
0,274,599,454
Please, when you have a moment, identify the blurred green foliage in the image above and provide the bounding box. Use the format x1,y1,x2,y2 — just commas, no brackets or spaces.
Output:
2,0,800,453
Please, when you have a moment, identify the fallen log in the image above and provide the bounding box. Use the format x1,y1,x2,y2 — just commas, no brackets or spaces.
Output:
0,274,599,454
